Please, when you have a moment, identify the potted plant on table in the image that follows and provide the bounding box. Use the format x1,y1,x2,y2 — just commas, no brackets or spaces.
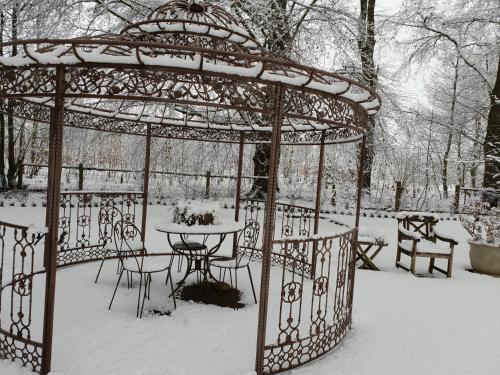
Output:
172,200,220,226
461,201,500,276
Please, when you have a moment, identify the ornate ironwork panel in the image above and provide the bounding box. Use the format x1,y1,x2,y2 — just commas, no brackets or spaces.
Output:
0,221,45,373
64,67,275,113
283,88,368,133
0,68,56,97
262,229,357,374
57,192,142,267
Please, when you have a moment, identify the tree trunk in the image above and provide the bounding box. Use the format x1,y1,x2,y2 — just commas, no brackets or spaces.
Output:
358,0,377,190
442,59,459,198
6,3,18,188
248,0,291,198
7,101,16,188
483,58,500,190
0,110,5,188
0,12,5,188
470,116,482,188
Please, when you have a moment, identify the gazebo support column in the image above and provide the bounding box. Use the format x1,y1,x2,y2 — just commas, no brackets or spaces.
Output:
233,132,245,257
311,130,326,277
355,136,366,230
141,124,152,241
41,66,65,375
255,84,285,374
349,135,366,327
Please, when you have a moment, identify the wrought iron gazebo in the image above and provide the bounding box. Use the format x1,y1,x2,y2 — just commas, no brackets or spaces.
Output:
0,1,380,374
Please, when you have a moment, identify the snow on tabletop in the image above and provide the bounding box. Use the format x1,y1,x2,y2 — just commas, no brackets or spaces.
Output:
155,220,245,234
358,226,387,244
175,200,221,218
395,211,440,220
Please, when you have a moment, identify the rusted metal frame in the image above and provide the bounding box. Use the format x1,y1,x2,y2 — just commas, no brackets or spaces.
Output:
0,38,381,102
355,136,366,230
122,19,263,48
349,135,366,329
232,132,245,258
311,130,326,278
260,229,357,374
41,66,65,375
141,124,152,242
255,83,285,374
62,93,271,115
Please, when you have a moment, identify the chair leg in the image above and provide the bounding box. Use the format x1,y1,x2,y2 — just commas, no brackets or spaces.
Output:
410,254,416,275
229,269,233,287
234,268,238,290
247,265,257,304
395,247,401,268
447,254,453,278
428,258,435,274
177,255,183,273
140,273,149,319
167,269,177,309
95,250,110,284
148,274,152,300
136,273,143,318
108,268,124,310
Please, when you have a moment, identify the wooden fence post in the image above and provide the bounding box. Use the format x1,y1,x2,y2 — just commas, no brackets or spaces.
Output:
331,182,336,206
78,163,84,191
395,181,403,211
205,171,211,199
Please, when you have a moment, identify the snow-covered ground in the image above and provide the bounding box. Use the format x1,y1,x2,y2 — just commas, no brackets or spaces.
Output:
1,205,499,375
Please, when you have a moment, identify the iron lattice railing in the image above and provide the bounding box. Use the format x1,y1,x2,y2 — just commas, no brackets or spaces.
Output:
56,191,143,267
242,198,357,374
1,194,356,375
0,220,46,372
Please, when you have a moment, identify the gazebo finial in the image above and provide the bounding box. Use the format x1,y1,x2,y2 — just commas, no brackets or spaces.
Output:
188,0,205,13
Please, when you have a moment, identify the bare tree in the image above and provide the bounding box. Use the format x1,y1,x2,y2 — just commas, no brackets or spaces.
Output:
394,0,499,190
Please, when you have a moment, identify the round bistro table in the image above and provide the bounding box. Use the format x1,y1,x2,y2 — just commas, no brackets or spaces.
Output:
155,220,246,292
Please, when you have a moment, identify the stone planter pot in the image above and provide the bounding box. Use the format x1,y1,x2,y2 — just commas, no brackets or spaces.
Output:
469,241,500,276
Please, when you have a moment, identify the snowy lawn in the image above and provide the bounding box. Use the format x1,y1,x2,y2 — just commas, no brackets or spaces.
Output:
1,206,499,375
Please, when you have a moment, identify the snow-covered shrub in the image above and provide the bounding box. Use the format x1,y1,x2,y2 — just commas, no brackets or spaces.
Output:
172,200,221,226
460,200,500,245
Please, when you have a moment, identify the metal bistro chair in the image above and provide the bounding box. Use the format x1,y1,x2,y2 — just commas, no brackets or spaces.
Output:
173,237,208,276
108,220,176,318
210,221,260,303
94,207,142,284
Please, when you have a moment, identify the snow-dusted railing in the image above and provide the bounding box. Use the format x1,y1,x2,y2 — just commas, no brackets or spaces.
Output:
241,199,316,274
0,220,46,372
240,199,357,373
56,191,144,267
263,228,357,374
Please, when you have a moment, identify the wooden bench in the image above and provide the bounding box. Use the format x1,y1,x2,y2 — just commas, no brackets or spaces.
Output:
396,218,458,277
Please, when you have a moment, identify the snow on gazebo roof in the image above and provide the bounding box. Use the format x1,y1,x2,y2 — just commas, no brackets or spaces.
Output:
0,0,381,145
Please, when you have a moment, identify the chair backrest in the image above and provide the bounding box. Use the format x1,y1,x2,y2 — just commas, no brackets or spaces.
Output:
397,216,437,241
112,219,144,257
98,204,123,247
236,220,260,267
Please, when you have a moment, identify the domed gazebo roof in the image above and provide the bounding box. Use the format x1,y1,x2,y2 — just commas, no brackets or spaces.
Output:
0,0,380,145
